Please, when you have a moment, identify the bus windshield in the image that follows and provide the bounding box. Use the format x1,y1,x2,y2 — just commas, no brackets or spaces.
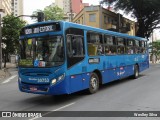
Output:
19,36,64,67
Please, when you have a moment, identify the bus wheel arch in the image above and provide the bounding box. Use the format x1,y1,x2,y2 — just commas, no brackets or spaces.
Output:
93,70,102,85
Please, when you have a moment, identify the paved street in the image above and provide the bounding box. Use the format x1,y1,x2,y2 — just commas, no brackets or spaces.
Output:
0,64,160,120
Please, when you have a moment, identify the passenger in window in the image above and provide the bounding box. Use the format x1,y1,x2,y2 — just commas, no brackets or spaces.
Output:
117,48,120,54
110,47,116,55
105,48,112,55
128,48,133,54
120,47,124,54
135,48,138,54
97,45,103,55
137,48,141,53
142,48,146,54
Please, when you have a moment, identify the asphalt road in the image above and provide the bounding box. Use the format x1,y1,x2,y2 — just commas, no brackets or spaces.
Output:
0,64,160,120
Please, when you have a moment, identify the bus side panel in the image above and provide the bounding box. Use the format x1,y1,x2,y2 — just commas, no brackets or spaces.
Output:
102,56,119,84
66,58,91,94
68,74,83,93
102,68,118,84
125,65,134,76
118,55,128,79
67,73,91,94
139,55,149,72
82,73,90,89
119,66,128,79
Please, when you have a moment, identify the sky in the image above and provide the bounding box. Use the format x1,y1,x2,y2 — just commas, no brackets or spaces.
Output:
23,0,100,23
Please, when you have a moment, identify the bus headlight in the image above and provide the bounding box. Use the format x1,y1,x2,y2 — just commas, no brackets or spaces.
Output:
51,74,65,85
51,79,57,85
58,73,65,81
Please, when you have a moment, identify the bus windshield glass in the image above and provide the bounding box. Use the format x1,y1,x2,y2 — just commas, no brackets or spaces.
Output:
19,36,64,67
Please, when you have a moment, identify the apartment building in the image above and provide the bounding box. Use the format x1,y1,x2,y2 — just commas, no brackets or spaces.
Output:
55,0,89,21
12,0,23,17
0,0,12,17
73,5,136,36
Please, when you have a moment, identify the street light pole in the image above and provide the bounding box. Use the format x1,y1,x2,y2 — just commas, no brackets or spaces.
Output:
152,30,155,63
0,14,2,69
70,0,73,22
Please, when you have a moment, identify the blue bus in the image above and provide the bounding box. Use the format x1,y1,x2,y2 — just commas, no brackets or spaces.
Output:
18,21,149,95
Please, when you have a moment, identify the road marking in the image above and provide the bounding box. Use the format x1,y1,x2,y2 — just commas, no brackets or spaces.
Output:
1,75,17,84
29,102,75,120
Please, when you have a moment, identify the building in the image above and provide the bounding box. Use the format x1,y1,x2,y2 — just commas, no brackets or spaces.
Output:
12,0,23,18
0,0,12,17
71,0,89,14
55,0,89,21
55,0,70,14
73,5,136,36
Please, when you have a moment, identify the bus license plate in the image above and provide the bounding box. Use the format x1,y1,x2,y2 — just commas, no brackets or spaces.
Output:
30,87,37,91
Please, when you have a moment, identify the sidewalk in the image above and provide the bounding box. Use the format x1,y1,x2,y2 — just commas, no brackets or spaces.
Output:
0,63,16,80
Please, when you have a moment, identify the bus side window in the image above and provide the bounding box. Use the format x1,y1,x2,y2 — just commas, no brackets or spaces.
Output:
134,40,140,54
127,39,134,54
104,35,116,55
139,41,146,54
87,32,103,56
72,36,84,56
117,37,125,54
66,34,85,68
67,35,84,57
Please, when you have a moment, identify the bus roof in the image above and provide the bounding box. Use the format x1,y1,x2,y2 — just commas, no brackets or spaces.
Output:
24,20,147,41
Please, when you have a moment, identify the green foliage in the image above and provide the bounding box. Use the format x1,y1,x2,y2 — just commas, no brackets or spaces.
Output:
149,41,160,57
2,14,26,66
101,0,160,39
32,5,64,21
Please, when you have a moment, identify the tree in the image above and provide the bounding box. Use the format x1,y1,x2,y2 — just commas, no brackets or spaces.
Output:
149,41,160,62
101,0,160,39
2,14,26,67
32,5,64,21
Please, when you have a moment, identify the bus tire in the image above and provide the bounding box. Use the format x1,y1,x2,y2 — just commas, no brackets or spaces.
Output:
88,73,99,94
132,65,139,79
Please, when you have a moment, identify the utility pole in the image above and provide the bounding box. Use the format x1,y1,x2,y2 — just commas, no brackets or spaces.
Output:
70,0,73,22
152,31,155,63
0,14,2,69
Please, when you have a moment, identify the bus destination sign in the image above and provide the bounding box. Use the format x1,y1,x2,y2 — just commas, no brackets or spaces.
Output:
24,23,61,35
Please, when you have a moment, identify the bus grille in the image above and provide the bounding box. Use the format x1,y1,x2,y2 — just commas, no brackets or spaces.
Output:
21,72,51,76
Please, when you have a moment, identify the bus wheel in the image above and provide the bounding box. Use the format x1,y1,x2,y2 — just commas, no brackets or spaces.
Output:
133,65,139,79
88,73,99,94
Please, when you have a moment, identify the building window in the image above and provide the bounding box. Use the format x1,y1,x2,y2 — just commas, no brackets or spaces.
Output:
108,17,112,23
104,16,107,24
89,14,96,22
